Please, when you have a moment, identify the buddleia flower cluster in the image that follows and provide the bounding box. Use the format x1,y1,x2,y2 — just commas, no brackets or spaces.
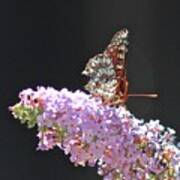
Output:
10,87,180,180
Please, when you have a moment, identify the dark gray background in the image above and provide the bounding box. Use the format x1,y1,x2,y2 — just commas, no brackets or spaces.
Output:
1,0,180,179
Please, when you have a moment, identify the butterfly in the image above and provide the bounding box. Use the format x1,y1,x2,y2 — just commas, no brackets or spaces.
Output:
82,28,157,106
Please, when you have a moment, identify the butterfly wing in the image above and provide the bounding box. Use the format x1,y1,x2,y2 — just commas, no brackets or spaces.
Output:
82,29,129,105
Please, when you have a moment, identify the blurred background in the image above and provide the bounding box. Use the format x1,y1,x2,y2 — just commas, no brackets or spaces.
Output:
1,0,180,179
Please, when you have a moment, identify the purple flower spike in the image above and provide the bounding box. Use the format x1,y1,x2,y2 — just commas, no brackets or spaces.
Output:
10,87,180,180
